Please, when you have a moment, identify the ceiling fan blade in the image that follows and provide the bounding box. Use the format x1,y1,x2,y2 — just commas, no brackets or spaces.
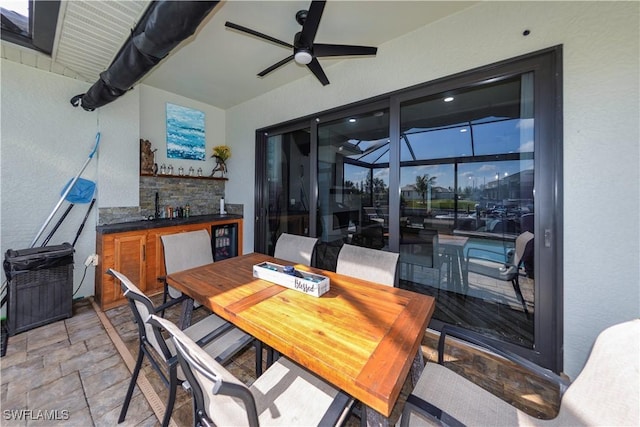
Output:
307,57,329,86
299,1,326,46
314,44,377,58
225,21,293,49
258,55,295,77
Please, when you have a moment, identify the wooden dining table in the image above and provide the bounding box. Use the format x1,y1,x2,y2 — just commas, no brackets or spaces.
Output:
167,252,436,426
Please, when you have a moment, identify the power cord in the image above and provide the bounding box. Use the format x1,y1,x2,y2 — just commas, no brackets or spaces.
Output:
73,265,88,297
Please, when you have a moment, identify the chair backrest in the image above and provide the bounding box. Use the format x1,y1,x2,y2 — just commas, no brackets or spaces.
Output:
161,229,213,299
107,269,172,362
512,231,534,267
273,233,318,266
554,319,639,426
520,213,534,233
147,314,259,427
161,229,214,275
336,244,399,287
418,229,441,268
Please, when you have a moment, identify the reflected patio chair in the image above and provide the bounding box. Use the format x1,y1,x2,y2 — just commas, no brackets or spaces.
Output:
399,319,640,426
273,232,318,266
351,223,385,249
465,231,533,315
336,243,399,287
363,206,384,225
109,269,257,427
148,314,354,427
399,229,444,289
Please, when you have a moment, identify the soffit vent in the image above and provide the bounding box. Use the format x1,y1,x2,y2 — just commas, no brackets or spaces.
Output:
54,0,150,82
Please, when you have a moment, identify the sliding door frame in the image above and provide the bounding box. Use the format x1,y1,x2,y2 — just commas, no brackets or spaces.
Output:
255,46,563,371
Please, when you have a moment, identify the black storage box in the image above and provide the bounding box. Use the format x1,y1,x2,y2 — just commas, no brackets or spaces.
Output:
3,243,74,336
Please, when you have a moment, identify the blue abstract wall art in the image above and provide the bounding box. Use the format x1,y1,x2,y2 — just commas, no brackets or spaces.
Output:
166,103,206,160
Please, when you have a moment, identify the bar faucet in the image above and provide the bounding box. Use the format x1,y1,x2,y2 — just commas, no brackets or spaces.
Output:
155,192,160,219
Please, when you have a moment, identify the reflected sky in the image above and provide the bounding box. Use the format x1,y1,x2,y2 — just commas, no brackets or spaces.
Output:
343,116,534,190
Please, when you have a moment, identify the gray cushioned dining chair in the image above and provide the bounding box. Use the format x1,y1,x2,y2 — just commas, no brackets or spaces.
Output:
109,269,256,427
160,229,214,307
399,319,640,426
148,314,355,427
273,232,318,266
336,243,399,287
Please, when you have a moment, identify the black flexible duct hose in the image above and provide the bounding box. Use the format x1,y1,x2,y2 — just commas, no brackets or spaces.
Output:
71,1,219,111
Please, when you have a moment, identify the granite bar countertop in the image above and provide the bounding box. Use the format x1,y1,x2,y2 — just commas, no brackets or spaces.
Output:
96,214,243,234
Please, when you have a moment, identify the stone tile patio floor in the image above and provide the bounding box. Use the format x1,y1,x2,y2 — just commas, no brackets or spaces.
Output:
1,297,560,426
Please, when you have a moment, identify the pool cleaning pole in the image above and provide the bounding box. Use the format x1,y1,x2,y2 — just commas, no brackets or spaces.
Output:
30,133,100,248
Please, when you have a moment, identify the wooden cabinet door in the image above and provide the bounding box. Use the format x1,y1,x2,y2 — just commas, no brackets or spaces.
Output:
113,233,146,298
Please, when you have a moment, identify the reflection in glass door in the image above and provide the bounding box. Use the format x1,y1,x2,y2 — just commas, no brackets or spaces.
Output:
398,74,536,348
256,48,561,370
260,129,311,256
316,108,390,265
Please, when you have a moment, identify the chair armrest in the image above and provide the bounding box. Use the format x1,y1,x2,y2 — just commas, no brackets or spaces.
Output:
400,394,465,427
154,293,189,314
437,325,570,395
195,322,235,347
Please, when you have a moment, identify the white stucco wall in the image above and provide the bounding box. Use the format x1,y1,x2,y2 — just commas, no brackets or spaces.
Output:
1,59,139,299
139,85,225,178
225,1,639,378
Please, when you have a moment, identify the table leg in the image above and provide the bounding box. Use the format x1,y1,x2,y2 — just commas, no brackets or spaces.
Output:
363,406,390,427
178,298,194,330
410,346,425,387
361,349,424,427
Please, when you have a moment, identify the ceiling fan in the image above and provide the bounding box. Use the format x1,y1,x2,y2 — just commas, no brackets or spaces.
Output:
225,1,377,86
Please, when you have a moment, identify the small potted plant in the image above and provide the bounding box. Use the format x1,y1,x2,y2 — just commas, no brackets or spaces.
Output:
211,145,231,177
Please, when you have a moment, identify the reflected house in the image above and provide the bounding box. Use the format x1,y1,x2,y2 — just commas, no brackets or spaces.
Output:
484,170,534,205
401,185,453,202
401,184,420,203
433,187,454,200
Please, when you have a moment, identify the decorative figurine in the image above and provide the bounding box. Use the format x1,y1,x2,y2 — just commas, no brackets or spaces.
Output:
140,139,157,175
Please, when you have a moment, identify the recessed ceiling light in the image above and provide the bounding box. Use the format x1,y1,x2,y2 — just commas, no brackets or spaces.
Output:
373,111,384,117
444,97,454,102
460,128,468,133
348,118,357,123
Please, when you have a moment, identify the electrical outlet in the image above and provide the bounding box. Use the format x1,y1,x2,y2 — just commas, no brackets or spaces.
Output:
84,254,99,267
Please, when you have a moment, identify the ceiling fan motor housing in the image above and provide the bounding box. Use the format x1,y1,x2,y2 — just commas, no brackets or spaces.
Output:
293,31,313,64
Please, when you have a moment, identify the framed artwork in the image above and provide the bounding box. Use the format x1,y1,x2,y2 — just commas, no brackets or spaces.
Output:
166,103,206,160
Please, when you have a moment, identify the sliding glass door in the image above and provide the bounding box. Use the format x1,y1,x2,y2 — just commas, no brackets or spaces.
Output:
255,47,562,371
396,75,537,349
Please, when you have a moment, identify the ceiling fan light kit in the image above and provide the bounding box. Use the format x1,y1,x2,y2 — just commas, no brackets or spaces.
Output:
225,0,377,86
294,50,313,65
